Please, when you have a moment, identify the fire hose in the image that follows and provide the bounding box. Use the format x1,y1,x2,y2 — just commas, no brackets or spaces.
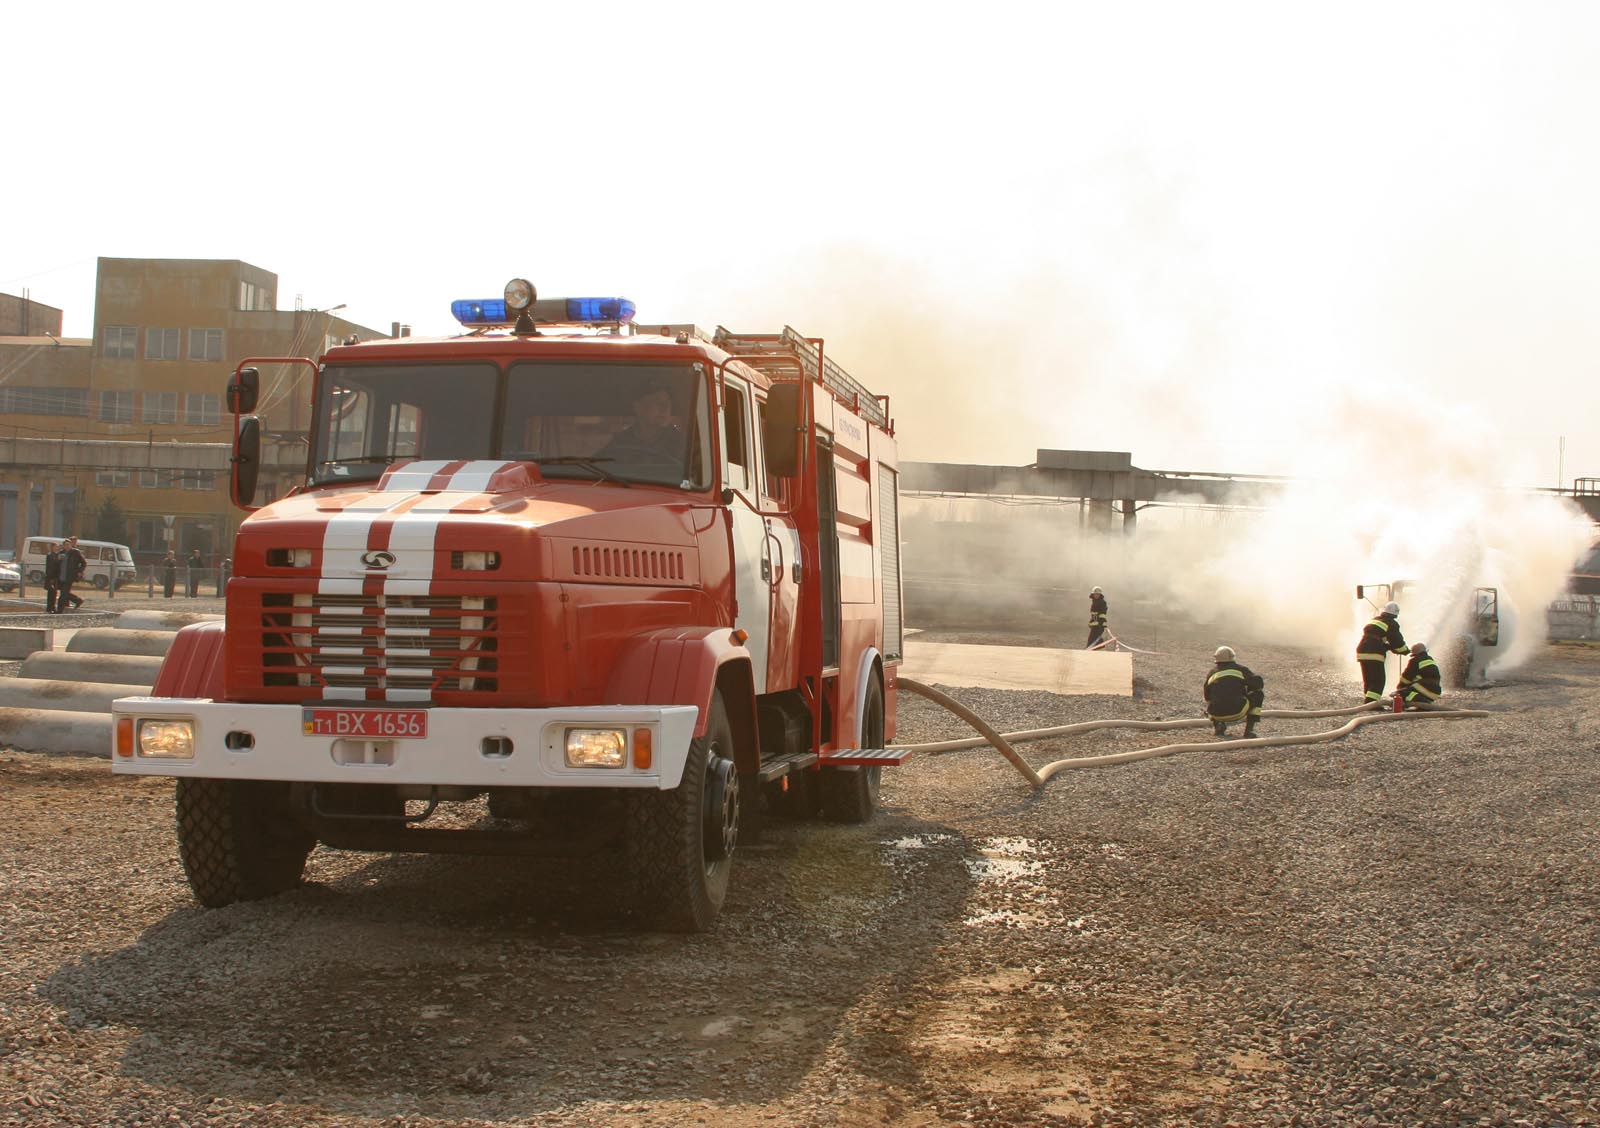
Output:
893,677,1490,789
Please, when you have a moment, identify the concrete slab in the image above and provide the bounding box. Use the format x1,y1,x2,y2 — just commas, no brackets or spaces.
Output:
902,640,1133,697
0,626,53,659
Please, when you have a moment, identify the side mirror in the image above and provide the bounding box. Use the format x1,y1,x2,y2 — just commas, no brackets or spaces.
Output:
232,415,261,508
762,383,804,478
227,367,260,414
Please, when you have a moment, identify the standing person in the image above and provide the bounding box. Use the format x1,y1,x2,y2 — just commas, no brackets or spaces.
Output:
186,548,202,598
42,543,61,614
1086,586,1109,649
161,551,179,598
1204,645,1265,738
1394,641,1443,708
219,557,232,594
1357,600,1409,703
56,537,86,612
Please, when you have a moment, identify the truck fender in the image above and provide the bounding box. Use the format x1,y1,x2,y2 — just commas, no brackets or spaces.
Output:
151,620,228,699
605,627,760,775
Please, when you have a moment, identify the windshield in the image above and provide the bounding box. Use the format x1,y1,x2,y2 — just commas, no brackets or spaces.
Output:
308,360,710,489
311,363,500,484
501,361,709,488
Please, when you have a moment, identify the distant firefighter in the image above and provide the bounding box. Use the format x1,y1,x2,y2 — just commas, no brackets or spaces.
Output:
1205,645,1265,738
1395,641,1442,708
1086,586,1109,649
1357,601,1409,702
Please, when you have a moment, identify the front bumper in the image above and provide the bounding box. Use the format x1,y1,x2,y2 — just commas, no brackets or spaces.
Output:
110,698,699,789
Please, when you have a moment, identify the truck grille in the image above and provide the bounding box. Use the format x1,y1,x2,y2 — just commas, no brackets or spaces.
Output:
259,592,500,698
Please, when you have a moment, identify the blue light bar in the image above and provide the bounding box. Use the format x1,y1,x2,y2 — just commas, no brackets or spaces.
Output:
451,296,638,327
565,297,637,324
452,298,509,326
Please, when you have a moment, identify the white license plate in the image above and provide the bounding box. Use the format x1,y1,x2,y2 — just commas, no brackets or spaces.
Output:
302,708,428,739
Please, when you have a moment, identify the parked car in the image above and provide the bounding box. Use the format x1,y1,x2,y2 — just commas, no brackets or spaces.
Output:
0,561,19,592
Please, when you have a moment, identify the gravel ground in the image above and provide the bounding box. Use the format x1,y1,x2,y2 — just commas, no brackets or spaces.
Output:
2,627,1597,1127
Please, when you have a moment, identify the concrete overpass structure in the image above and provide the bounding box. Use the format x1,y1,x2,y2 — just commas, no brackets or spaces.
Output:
902,449,1600,528
902,449,1290,531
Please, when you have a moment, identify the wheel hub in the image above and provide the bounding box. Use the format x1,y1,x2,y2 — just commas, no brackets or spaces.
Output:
702,754,739,862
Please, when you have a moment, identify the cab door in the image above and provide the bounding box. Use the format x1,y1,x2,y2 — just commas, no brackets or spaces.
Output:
721,373,773,693
755,393,802,692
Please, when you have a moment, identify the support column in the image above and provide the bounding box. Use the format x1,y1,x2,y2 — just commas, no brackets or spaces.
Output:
1122,498,1137,535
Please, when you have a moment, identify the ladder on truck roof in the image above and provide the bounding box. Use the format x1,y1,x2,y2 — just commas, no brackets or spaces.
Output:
714,326,888,430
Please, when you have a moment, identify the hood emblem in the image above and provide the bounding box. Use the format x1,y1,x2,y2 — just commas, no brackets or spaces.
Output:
361,550,397,569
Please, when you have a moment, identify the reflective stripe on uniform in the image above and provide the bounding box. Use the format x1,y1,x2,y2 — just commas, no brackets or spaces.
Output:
1207,668,1244,684
1357,653,1387,663
1209,705,1249,722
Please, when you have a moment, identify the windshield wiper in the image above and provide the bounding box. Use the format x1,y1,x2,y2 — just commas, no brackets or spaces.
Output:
529,456,630,487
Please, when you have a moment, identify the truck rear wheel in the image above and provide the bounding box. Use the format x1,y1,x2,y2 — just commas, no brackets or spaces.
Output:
626,690,740,932
176,778,315,907
821,674,884,823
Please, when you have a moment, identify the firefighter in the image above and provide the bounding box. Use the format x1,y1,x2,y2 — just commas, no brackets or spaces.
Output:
1205,646,1265,738
1357,601,1409,703
1394,641,1443,708
1086,586,1109,649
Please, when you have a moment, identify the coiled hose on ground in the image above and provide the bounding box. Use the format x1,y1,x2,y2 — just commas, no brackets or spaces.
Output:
894,677,1491,789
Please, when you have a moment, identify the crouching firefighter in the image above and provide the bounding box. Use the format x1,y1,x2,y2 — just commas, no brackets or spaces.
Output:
1205,646,1265,738
1357,601,1409,703
1394,641,1442,708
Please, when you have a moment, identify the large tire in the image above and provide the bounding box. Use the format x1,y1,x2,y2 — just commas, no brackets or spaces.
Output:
176,778,315,907
820,674,884,823
92,575,110,590
626,690,740,932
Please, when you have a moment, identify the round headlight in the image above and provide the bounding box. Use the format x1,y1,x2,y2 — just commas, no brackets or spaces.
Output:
504,278,536,312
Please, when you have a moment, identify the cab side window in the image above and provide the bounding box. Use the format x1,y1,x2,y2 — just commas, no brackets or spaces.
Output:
722,379,752,493
756,398,788,505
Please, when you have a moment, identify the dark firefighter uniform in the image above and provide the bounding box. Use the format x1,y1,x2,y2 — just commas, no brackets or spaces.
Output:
1396,651,1442,707
1205,661,1265,737
1357,612,1409,701
1086,592,1109,649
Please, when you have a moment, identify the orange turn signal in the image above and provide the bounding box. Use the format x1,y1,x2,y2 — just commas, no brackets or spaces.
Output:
632,727,652,770
116,717,134,758
730,628,749,645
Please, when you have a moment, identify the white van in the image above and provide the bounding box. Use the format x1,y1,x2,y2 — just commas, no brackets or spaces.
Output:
22,537,139,590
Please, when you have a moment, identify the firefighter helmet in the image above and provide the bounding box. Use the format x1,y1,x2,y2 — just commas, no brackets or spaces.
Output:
1090,586,1103,595
1411,641,1428,656
1213,646,1235,662
1384,601,1400,615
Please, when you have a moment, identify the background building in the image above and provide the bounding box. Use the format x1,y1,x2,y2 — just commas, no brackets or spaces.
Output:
0,257,384,567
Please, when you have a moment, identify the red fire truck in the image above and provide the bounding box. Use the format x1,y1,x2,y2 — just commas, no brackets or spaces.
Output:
112,280,909,930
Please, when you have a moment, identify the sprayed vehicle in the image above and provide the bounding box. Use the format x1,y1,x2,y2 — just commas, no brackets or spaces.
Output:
1356,581,1500,689
111,280,909,931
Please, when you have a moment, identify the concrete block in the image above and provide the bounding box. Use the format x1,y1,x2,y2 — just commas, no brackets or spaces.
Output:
0,626,54,659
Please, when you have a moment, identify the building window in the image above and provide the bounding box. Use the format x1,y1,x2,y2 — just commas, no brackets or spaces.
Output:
145,328,180,360
142,392,177,424
139,469,179,489
240,281,257,310
132,517,168,553
181,470,218,491
188,328,224,361
103,326,137,359
0,387,89,416
95,469,133,487
185,393,221,425
99,390,134,423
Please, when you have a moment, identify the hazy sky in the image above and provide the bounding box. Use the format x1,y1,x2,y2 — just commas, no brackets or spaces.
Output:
8,1,1598,484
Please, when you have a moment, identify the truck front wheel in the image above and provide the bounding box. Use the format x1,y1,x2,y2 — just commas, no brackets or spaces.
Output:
626,690,740,932
176,778,315,907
